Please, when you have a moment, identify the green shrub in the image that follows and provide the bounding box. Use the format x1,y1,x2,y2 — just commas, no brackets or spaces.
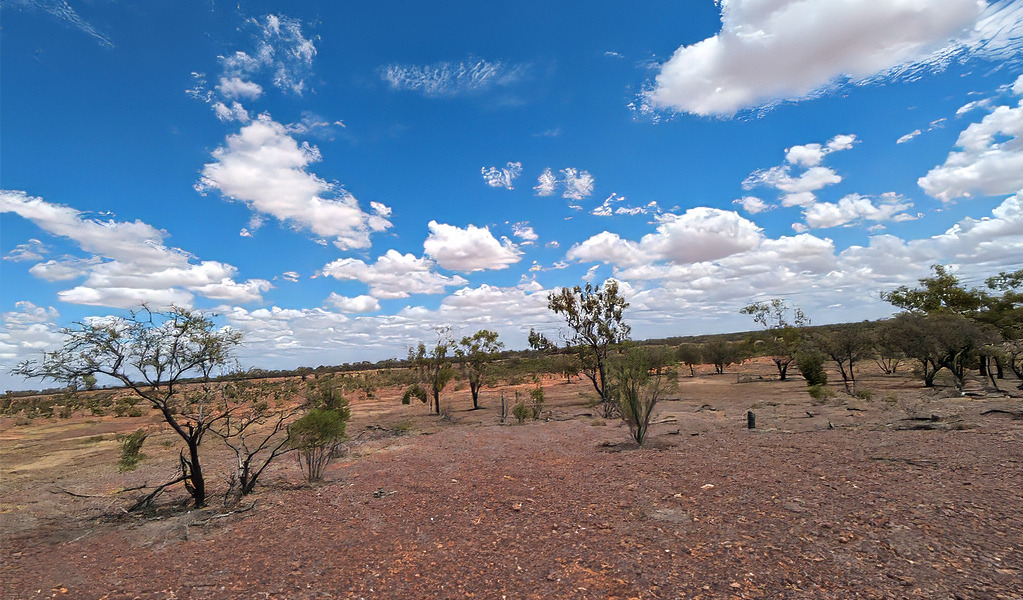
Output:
797,351,828,386
289,407,350,482
807,384,835,402
116,429,148,473
512,400,529,424
853,389,873,401
529,386,545,420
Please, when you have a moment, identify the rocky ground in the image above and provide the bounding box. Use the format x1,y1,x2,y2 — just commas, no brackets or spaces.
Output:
2,361,1022,599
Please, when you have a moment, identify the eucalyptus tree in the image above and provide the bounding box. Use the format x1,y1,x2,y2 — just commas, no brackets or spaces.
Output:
456,330,504,410
547,280,631,417
740,299,808,380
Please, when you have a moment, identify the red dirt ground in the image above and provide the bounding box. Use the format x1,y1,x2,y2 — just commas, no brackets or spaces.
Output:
2,360,1022,599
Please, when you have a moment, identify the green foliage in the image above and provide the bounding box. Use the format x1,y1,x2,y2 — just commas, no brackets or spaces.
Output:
529,385,545,420
610,346,676,446
881,265,983,315
402,383,428,405
116,429,148,473
289,408,350,482
512,398,530,424
676,343,703,376
456,330,504,409
740,299,809,380
853,389,874,401
527,328,557,353
547,280,631,417
703,340,745,374
796,351,828,387
807,384,835,402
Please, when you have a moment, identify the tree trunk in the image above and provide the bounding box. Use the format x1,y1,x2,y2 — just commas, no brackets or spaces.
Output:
187,440,206,508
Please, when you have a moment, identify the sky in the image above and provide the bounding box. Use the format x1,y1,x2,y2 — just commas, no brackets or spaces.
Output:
2,0,1023,391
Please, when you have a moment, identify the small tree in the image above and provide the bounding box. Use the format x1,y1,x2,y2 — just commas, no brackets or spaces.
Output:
211,380,304,506
610,347,675,446
456,330,504,410
405,337,455,415
703,340,742,374
14,307,241,508
547,280,631,418
288,406,349,483
676,343,703,377
813,325,874,392
740,299,808,380
872,319,906,374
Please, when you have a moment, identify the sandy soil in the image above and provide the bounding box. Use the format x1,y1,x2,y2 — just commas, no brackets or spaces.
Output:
2,360,1022,599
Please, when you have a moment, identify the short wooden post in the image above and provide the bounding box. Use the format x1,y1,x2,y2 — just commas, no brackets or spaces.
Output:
747,410,756,429
501,392,507,425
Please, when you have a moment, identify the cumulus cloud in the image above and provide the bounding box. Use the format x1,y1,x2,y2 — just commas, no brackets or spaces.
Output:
325,293,381,313
642,0,1017,117
197,116,392,249
512,222,539,244
918,97,1023,202
481,162,522,189
569,208,763,268
423,221,522,272
217,76,264,101
320,249,467,299
0,301,65,377
380,57,527,96
733,196,770,214
803,193,915,229
1,190,272,308
534,167,595,200
743,134,855,205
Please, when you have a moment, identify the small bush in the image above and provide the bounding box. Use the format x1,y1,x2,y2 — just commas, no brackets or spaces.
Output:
512,400,529,424
289,407,350,482
529,386,545,420
797,351,828,387
116,429,148,473
392,419,415,435
807,384,835,402
853,389,874,401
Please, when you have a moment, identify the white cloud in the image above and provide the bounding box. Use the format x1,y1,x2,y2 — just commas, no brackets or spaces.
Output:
3,238,49,262
325,293,381,313
236,14,317,95
512,222,539,243
918,98,1023,202
481,162,522,189
569,208,763,268
380,57,527,96
897,129,923,144
423,221,522,272
534,168,558,196
803,193,914,229
320,249,467,299
0,302,65,377
642,0,1005,116
217,76,264,101
733,196,770,214
213,101,250,122
197,116,392,249
282,271,300,282
592,193,659,217
1,190,271,308
534,167,595,200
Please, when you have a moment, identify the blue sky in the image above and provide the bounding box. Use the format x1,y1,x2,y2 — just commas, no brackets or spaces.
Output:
2,0,1023,390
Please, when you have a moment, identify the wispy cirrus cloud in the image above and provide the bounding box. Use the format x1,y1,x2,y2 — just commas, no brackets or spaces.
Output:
5,0,113,47
380,57,528,96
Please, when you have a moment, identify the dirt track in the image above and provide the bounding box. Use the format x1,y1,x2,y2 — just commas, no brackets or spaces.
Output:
2,361,1022,599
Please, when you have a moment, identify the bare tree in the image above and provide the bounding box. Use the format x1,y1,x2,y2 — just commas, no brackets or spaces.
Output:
14,307,241,508
212,380,304,506
547,280,631,417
